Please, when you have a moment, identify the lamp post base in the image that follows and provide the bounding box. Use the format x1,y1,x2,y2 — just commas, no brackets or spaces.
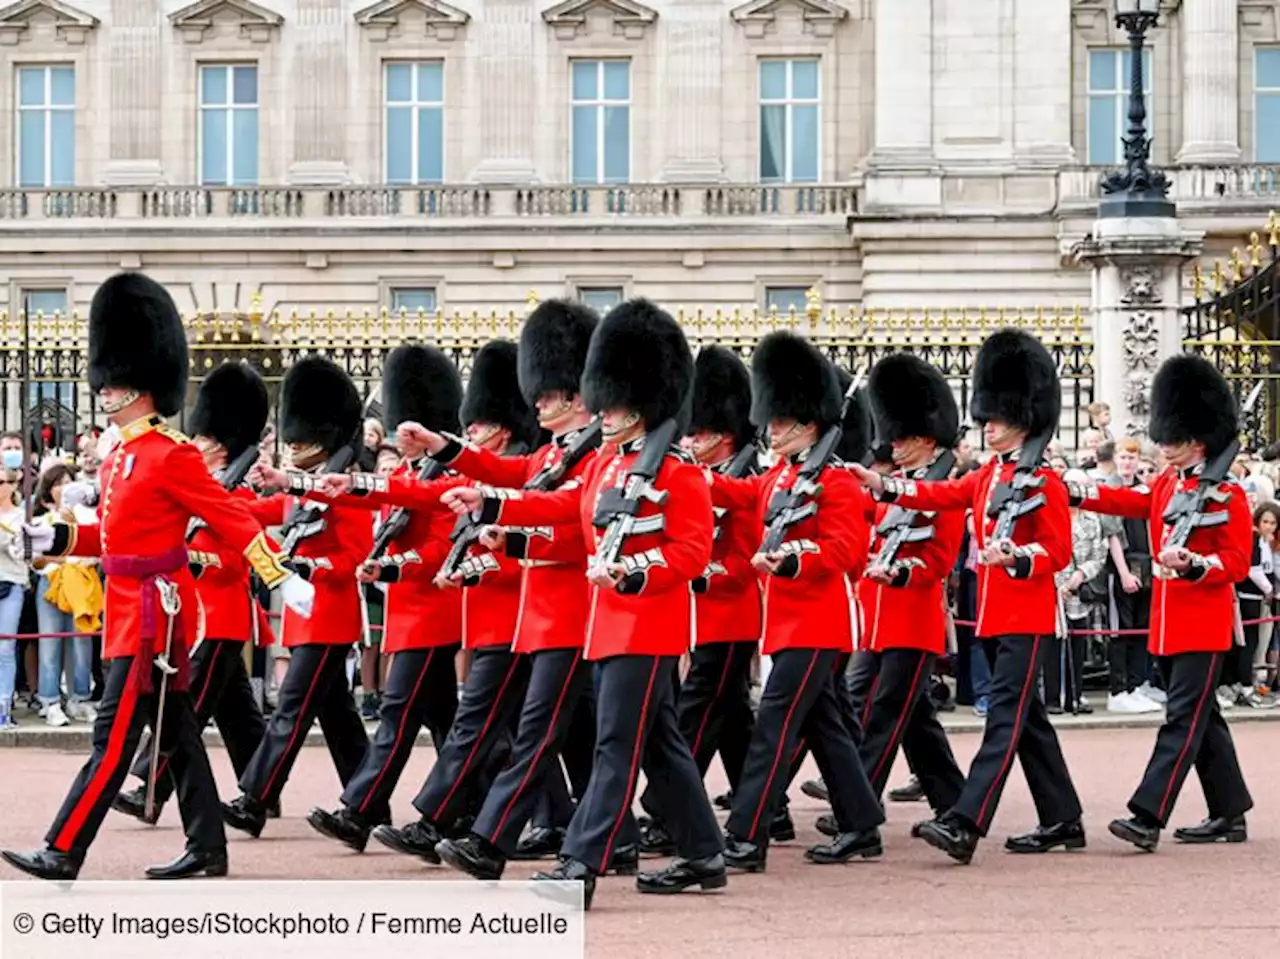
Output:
1097,195,1177,219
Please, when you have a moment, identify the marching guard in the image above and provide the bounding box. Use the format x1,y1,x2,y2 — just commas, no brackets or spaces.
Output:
1070,355,1253,850
1,272,304,881
850,329,1084,864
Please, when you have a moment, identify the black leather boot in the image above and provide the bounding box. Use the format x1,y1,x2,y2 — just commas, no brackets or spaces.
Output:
145,848,229,879
1004,820,1086,854
636,854,727,894
1,847,81,881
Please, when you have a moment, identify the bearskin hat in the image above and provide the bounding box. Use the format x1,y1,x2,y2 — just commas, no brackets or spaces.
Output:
280,355,362,455
689,346,755,450
834,367,873,464
749,331,843,430
87,272,188,416
518,299,599,406
1148,354,1238,458
461,340,541,449
189,362,268,462
581,299,693,428
868,353,960,447
382,344,463,434
970,328,1061,437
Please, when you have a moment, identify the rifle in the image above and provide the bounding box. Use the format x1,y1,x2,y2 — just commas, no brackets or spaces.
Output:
871,449,957,569
278,443,358,557
187,442,261,543
986,427,1054,546
436,419,604,581
723,438,761,479
760,370,864,555
368,455,448,563
590,417,679,576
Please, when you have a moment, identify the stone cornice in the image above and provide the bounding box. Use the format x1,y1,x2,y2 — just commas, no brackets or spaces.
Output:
541,0,658,42
729,0,853,40
168,0,283,44
355,0,471,43
0,0,97,46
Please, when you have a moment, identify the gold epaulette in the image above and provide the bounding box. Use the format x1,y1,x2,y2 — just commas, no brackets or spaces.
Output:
155,425,191,445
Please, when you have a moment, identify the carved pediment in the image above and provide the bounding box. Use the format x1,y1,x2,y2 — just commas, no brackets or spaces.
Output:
730,0,849,39
355,0,470,42
0,0,98,45
542,0,657,41
169,0,283,44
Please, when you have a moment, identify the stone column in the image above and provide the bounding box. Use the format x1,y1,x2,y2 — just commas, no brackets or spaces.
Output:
288,0,351,184
1175,0,1241,165
657,1,724,182
1012,0,1074,167
1074,217,1203,440
469,0,537,183
104,0,164,184
867,0,935,170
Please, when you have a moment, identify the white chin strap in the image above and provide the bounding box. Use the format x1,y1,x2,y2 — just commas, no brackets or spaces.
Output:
469,425,500,447
769,422,803,451
288,444,324,469
603,412,640,441
539,399,573,425
98,390,140,415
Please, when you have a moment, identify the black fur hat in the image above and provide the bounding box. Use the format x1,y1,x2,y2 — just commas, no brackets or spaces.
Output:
970,328,1061,437
749,331,843,429
1148,354,1238,458
834,367,873,464
382,344,463,434
280,355,362,455
461,340,541,449
189,362,268,462
690,346,755,450
869,353,960,447
581,299,693,428
88,272,188,416
518,299,599,405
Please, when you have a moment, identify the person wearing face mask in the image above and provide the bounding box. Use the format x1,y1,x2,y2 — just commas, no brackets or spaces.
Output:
1,272,305,883
1069,355,1253,851
0,464,29,730
849,328,1082,866
438,299,724,907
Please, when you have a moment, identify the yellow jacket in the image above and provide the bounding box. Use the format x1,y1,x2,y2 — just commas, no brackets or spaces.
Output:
45,564,104,634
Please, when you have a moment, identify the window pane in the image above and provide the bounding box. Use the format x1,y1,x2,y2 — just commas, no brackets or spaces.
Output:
386,106,412,182
417,107,443,182
49,111,74,186
572,61,597,101
766,287,808,313
18,112,45,188
760,60,786,100
50,67,74,107
1088,50,1115,92
418,62,444,103
25,290,67,316
1087,95,1117,165
579,288,623,312
232,65,257,105
232,108,259,184
18,68,46,107
791,60,819,100
391,288,436,313
1259,95,1280,162
602,105,629,182
386,63,412,102
201,65,227,106
759,104,785,181
571,105,598,182
603,61,629,100
1260,49,1280,89
201,109,227,185
791,104,818,182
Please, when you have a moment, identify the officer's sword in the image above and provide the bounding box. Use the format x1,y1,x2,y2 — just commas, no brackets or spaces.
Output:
145,580,181,823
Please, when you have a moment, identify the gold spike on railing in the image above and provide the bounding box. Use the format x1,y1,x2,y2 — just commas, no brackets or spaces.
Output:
1212,260,1226,294
1269,210,1280,248
1229,248,1245,283
1250,232,1265,270
1192,263,1205,301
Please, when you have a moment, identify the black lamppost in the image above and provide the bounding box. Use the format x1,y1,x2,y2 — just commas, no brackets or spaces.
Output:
1098,0,1174,218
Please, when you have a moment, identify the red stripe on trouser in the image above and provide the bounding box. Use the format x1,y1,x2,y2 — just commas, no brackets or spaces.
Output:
599,658,661,874
54,679,141,852
358,649,434,815
261,646,335,800
869,653,927,786
431,655,523,821
749,650,820,838
154,641,223,785
860,671,880,731
1156,653,1219,822
488,651,582,842
974,637,1041,829
690,649,737,760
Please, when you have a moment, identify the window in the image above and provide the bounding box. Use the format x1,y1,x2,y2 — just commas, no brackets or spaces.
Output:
1257,50,1280,162
577,287,624,313
1087,48,1152,166
22,289,74,408
571,60,630,184
759,59,819,184
389,288,437,314
764,286,810,314
385,61,445,184
16,66,75,188
199,64,259,186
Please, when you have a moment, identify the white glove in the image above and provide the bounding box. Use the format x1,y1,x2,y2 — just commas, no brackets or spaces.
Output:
21,523,55,559
61,481,97,512
280,572,316,619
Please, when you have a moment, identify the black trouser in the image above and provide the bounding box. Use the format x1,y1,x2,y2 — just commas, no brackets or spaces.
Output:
131,639,264,808
1112,585,1151,695
639,640,757,824
412,647,527,828
1231,599,1262,689
953,569,980,705
728,648,884,844
47,657,225,860
1129,652,1253,827
562,655,722,872
472,648,597,855
238,644,369,807
532,682,597,831
1045,621,1088,711
340,644,459,822
848,649,963,812
785,651,857,790
950,635,1082,835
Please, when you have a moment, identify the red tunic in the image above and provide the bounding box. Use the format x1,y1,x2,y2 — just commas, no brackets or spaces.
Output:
878,454,1071,638
487,436,714,660
1075,467,1250,656
693,457,763,646
187,486,276,647
857,473,965,655
710,458,868,656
